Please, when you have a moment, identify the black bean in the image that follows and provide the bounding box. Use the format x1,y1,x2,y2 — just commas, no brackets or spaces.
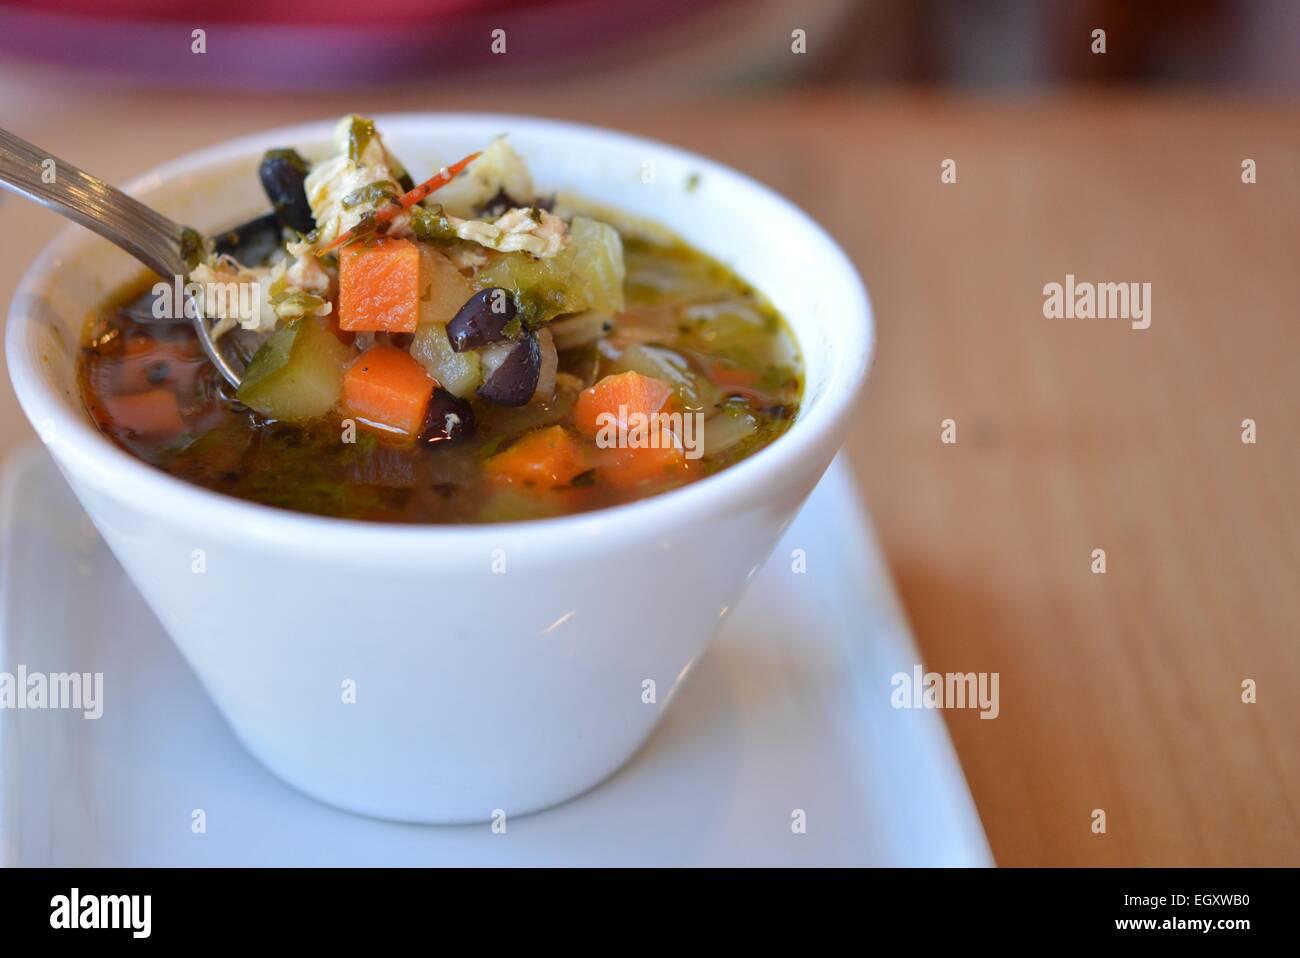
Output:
447,288,515,352
477,333,540,407
477,189,521,218
419,388,476,447
258,149,315,234
211,212,283,266
475,189,553,218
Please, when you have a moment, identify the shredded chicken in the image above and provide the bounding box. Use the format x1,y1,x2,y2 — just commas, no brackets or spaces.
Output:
285,251,332,296
444,244,491,271
445,207,568,258
189,257,275,339
302,115,405,247
192,249,334,341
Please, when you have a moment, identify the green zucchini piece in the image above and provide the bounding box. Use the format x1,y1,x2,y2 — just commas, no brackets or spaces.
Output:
411,321,482,400
237,318,350,422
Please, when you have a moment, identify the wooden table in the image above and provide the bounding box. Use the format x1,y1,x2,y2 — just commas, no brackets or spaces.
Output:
1,73,1296,866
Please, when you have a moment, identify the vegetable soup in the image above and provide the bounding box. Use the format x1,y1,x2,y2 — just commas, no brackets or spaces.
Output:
78,116,801,523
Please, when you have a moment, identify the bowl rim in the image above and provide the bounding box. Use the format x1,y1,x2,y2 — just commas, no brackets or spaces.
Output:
6,111,874,550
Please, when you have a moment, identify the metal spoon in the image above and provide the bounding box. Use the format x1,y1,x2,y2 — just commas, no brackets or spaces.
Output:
0,127,245,387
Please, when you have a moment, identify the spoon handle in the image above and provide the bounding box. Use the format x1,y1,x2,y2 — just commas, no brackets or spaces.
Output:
0,127,247,389
0,126,193,279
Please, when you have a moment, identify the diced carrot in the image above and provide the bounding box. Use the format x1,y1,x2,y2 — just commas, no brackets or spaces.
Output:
710,362,760,387
103,389,185,437
341,344,436,436
571,370,676,438
571,371,687,489
338,237,421,333
596,444,686,491
484,426,590,488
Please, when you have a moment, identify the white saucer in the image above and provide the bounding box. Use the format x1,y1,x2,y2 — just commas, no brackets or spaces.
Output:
0,442,990,866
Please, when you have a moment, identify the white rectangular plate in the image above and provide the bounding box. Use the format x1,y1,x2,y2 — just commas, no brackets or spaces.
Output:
0,443,990,866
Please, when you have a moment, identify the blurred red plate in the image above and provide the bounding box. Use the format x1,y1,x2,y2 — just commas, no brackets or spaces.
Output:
0,0,723,89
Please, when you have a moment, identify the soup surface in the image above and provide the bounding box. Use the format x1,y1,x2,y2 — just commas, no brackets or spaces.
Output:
78,116,801,523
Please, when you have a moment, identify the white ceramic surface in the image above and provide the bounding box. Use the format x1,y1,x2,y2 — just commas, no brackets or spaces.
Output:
0,444,988,866
4,114,873,822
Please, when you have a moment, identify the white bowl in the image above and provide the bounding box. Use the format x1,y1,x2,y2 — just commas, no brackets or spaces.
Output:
5,114,874,823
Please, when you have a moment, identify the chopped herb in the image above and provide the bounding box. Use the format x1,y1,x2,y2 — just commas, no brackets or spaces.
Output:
342,181,399,209
346,116,376,164
273,291,328,319
410,204,457,242
179,227,205,270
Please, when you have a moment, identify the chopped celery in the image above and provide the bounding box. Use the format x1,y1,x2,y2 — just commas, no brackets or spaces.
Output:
411,322,482,399
474,215,625,323
566,217,625,315
476,252,585,323
236,318,350,422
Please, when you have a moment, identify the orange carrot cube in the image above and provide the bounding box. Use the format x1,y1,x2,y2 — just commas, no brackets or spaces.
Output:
341,344,436,436
338,237,421,333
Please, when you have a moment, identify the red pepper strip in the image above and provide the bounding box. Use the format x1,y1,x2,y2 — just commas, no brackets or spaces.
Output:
319,150,482,254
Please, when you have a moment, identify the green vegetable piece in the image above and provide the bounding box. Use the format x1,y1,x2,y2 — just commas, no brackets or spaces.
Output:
566,216,625,315
347,116,376,164
237,318,350,422
409,205,458,242
411,321,482,399
179,227,205,270
470,215,625,325
342,181,399,209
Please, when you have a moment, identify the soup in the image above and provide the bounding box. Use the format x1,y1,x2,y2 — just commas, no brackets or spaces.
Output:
78,116,801,523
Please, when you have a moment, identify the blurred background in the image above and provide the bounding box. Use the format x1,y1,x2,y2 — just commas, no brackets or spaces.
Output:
0,0,1296,93
0,1,1296,868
